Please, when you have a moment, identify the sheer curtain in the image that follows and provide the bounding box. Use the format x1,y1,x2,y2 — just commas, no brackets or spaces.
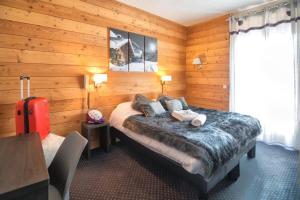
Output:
230,1,300,150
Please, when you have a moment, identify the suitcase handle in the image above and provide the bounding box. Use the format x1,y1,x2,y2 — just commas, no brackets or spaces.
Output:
20,75,30,100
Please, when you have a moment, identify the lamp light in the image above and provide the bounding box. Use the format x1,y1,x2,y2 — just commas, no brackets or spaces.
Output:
93,74,107,88
192,57,202,65
193,56,202,70
161,75,172,82
161,75,172,94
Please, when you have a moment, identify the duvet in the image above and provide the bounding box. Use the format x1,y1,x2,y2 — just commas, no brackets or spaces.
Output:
123,106,261,178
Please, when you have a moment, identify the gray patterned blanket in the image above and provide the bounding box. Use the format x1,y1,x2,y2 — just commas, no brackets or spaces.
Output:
123,106,261,178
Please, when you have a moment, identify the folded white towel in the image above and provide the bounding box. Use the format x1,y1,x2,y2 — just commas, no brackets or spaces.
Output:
172,110,199,121
172,110,207,127
191,114,207,127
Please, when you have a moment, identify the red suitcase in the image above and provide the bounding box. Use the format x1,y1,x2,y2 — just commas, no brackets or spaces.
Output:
15,75,50,140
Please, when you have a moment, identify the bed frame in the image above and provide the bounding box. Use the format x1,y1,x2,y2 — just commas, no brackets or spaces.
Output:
110,127,256,200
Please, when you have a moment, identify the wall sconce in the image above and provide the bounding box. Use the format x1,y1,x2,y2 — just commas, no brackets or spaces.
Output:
84,74,108,110
161,75,172,94
93,73,107,88
192,57,202,69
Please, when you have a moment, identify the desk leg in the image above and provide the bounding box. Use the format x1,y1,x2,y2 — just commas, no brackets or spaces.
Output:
105,126,111,153
85,129,91,160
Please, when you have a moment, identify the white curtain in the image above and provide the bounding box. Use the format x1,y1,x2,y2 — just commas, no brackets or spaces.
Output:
230,1,300,150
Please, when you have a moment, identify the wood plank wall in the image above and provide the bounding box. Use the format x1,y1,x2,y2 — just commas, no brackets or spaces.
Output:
0,0,186,138
186,15,230,111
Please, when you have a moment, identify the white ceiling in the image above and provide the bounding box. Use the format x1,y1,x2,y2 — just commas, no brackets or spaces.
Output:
117,0,268,26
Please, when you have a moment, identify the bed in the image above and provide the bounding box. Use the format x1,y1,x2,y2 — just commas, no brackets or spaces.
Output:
109,102,261,199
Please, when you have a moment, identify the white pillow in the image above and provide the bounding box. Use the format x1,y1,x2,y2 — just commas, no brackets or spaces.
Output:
149,101,166,115
165,99,183,112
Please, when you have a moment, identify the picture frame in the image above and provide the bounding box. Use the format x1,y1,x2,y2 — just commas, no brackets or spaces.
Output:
109,28,158,72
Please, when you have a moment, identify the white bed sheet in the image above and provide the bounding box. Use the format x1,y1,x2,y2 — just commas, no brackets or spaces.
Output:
109,102,205,175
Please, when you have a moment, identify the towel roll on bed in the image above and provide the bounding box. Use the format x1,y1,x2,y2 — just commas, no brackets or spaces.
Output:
191,115,207,127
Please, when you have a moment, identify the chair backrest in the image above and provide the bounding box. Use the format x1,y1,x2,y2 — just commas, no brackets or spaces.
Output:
48,131,87,200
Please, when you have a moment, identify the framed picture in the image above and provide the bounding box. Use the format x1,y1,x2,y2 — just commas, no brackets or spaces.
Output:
145,36,158,72
109,28,129,72
129,33,145,72
109,28,158,72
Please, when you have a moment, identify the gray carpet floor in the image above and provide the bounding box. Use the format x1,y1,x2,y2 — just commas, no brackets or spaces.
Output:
70,142,300,200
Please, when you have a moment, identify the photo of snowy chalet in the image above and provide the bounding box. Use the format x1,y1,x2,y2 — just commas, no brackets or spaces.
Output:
109,29,129,71
109,28,158,72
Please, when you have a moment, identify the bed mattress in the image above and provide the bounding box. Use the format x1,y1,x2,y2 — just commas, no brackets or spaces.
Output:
109,102,204,175
110,102,261,178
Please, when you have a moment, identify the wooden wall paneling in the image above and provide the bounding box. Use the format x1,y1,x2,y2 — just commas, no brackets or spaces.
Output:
186,63,229,72
0,77,83,90
186,15,230,111
81,0,186,35
0,5,106,36
0,0,185,45
38,0,186,40
0,33,106,57
0,19,106,46
51,121,82,137
0,0,186,143
0,88,85,105
0,48,106,66
0,0,230,142
187,16,229,34
0,63,105,77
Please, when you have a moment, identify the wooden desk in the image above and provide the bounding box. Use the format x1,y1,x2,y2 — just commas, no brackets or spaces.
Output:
0,133,49,200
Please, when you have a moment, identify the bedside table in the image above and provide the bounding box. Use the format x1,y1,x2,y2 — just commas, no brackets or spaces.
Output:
81,122,110,160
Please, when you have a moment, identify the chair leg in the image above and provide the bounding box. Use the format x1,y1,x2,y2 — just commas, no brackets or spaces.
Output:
228,164,240,181
247,145,256,158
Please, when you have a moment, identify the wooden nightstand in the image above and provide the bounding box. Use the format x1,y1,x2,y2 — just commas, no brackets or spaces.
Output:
81,122,110,160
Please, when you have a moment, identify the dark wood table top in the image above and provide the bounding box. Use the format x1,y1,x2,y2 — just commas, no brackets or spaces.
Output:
0,133,49,199
81,122,109,129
